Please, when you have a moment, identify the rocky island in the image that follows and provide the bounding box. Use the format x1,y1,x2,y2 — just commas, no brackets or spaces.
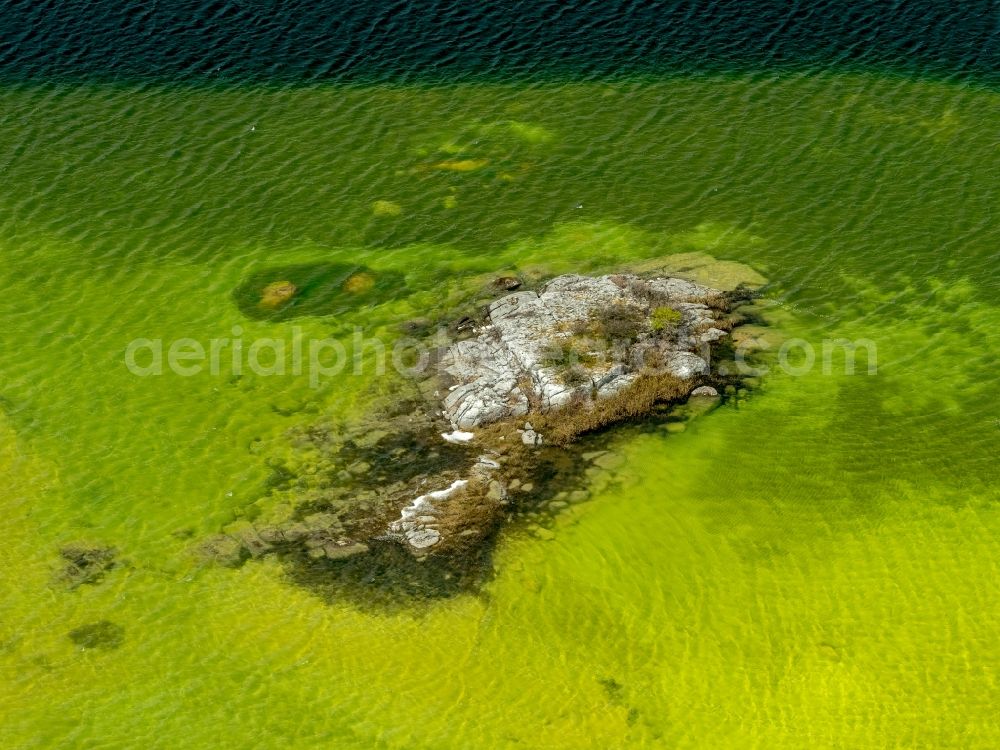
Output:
205,252,776,598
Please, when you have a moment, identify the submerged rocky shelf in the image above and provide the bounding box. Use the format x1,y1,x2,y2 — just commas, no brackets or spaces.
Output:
204,252,777,599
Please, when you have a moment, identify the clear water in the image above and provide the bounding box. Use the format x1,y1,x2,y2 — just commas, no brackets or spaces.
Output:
1,73,998,747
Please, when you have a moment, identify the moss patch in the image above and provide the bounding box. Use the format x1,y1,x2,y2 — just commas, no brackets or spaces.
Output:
650,306,683,332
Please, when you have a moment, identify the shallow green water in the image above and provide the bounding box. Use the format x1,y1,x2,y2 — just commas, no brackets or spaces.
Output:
1,74,998,747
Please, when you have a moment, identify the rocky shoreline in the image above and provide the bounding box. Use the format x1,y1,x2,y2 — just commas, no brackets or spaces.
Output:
202,252,778,598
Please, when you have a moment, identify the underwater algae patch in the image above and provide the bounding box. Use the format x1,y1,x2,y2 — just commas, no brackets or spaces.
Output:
67,620,125,651
233,263,407,320
832,273,1000,416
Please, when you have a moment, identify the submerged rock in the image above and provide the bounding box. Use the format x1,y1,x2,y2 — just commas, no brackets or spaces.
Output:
626,251,768,291
58,543,118,589
259,280,298,309
198,534,246,568
372,199,403,217
343,272,377,294
233,263,407,321
591,452,625,471
433,158,489,172
68,620,125,650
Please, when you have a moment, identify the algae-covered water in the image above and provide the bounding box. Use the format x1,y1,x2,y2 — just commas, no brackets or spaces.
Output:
1,70,999,747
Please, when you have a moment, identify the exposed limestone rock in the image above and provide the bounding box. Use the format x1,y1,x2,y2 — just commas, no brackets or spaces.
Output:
442,430,475,443
521,428,543,446
439,272,748,430
365,266,760,555
203,255,773,589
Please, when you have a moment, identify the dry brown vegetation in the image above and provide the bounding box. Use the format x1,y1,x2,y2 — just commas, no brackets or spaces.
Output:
530,371,691,445
432,476,505,549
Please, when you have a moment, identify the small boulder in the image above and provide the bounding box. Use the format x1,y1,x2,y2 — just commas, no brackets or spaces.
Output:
408,528,442,549
690,385,719,397
521,429,543,446
492,276,522,291
592,452,625,471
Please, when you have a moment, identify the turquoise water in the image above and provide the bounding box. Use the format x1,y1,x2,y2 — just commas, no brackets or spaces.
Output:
0,72,998,747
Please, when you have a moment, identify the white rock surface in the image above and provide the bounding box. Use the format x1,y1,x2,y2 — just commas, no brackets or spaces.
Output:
439,272,740,429
691,385,720,397
441,430,475,443
388,480,468,549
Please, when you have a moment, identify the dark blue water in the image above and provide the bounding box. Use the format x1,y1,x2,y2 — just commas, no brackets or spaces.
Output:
1,0,998,84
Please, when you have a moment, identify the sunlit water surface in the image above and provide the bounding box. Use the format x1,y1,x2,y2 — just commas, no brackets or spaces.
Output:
0,75,998,747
